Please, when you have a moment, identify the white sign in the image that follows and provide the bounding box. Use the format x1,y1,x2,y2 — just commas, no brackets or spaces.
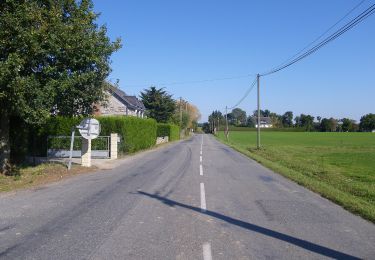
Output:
77,118,100,140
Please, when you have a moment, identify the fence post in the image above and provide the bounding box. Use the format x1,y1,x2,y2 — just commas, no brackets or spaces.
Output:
110,133,118,160
81,138,91,167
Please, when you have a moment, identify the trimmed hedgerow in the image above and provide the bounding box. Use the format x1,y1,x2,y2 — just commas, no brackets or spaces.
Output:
23,116,82,157
98,116,157,154
25,116,157,156
157,123,180,141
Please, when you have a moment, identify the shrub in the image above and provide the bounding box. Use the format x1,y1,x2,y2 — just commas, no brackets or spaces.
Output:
31,116,82,156
24,116,157,156
157,123,180,141
98,116,157,154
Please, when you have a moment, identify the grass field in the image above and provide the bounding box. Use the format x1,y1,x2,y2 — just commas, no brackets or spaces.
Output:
216,131,375,222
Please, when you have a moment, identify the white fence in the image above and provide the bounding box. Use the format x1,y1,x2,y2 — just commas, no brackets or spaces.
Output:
47,136,110,159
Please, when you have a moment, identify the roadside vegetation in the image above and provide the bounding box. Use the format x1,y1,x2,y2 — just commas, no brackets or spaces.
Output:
216,131,375,223
0,0,200,178
0,163,94,193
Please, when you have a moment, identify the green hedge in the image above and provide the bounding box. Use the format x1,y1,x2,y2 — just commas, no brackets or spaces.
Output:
24,116,157,156
98,116,157,153
157,123,180,141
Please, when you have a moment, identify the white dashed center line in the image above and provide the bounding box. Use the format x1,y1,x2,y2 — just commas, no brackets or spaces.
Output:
203,242,213,260
200,136,212,259
200,182,206,212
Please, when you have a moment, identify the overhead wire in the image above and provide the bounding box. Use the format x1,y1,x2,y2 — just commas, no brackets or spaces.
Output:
227,77,257,110
267,0,367,72
122,74,254,88
225,2,375,115
261,2,375,76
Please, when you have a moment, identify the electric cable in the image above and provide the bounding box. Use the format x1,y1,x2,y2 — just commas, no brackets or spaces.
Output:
261,3,375,76
228,77,257,109
267,0,367,72
123,74,254,88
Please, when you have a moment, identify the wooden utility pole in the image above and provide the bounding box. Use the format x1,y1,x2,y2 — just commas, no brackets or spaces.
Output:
179,97,182,128
257,74,261,149
225,106,229,140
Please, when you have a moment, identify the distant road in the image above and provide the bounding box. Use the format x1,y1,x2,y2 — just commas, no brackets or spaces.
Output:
0,135,374,259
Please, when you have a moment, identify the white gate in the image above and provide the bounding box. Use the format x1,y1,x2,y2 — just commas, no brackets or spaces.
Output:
47,135,110,159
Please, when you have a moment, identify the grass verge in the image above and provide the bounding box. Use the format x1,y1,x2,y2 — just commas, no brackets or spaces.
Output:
0,163,95,193
215,131,375,223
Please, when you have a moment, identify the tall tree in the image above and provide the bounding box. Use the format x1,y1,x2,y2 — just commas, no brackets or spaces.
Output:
294,116,301,127
208,110,224,132
319,118,338,132
282,111,294,127
0,0,121,173
140,87,175,123
298,114,315,131
359,113,375,132
246,116,255,127
269,112,282,128
341,118,357,132
231,108,247,126
174,100,201,129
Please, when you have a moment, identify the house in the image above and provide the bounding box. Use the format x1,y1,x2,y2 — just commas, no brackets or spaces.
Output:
254,117,273,128
96,85,146,118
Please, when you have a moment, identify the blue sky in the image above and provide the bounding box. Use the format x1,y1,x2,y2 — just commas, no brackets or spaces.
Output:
93,0,375,122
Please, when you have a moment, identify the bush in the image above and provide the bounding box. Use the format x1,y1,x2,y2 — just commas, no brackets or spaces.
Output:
23,116,157,156
98,116,157,154
31,116,82,156
157,123,180,141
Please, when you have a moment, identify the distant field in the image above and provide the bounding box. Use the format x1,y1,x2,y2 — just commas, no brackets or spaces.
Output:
216,131,375,222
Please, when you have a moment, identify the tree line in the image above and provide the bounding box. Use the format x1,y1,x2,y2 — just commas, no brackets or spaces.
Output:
205,108,375,132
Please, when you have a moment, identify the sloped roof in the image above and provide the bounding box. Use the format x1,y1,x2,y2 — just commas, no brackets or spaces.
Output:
253,116,272,124
123,96,146,110
107,85,145,111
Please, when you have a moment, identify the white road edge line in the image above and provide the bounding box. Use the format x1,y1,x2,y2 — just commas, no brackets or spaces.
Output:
200,182,206,212
203,242,212,260
200,164,203,176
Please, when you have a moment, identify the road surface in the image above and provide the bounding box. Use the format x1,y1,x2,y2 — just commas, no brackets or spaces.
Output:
0,134,374,259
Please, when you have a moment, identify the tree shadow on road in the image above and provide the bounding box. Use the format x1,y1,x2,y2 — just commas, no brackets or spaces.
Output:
137,191,360,260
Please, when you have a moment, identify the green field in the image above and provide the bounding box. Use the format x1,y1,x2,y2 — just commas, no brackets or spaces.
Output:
216,131,375,222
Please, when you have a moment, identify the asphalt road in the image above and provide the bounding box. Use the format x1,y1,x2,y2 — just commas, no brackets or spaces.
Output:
0,134,374,259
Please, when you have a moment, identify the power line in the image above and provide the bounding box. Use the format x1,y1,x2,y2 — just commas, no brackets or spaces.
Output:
261,3,375,76
122,74,254,88
228,77,257,109
268,0,366,72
